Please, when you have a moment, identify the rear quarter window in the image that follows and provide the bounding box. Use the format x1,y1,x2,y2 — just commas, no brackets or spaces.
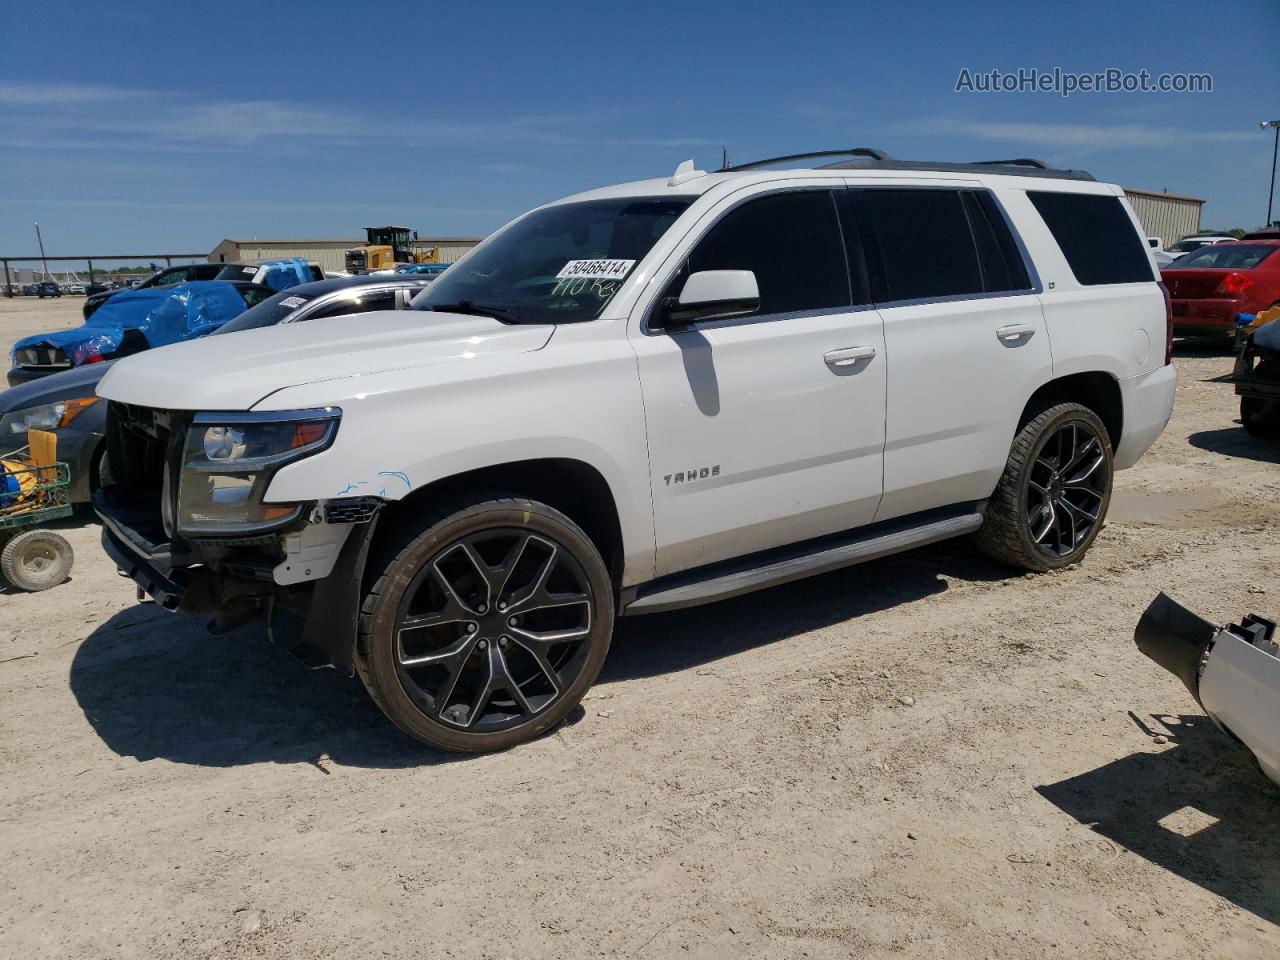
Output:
1028,191,1154,285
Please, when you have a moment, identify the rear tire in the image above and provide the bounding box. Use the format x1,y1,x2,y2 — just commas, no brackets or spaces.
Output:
977,403,1114,572
1,530,74,591
357,495,614,753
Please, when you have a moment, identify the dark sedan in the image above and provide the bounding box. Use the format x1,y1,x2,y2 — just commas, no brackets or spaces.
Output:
0,274,431,502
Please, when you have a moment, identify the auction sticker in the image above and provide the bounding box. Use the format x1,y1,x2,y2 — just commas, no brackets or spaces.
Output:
279,296,307,308
556,259,635,280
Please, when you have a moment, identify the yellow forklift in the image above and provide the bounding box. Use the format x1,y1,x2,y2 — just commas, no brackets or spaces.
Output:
344,226,441,274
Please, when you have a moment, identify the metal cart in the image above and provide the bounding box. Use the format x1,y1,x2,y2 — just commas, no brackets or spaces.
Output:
0,449,75,592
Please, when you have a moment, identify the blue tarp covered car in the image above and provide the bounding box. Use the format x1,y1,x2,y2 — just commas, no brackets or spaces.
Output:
8,281,248,387
7,260,314,387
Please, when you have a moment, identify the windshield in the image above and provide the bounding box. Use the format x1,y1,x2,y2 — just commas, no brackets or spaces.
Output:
1172,244,1277,270
411,197,693,324
215,290,312,334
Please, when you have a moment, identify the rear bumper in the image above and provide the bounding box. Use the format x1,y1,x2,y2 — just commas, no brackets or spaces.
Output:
1115,363,1177,470
1170,298,1241,335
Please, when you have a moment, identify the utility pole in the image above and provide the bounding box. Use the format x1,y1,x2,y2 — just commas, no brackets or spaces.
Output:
1263,120,1280,228
34,221,50,281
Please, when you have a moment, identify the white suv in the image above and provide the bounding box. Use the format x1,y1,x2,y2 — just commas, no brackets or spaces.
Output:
94,149,1177,752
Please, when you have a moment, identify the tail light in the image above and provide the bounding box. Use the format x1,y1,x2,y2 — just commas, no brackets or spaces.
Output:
1215,272,1255,296
1158,280,1173,365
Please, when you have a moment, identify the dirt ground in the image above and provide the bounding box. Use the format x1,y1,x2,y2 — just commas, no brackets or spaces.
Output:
1,294,1278,960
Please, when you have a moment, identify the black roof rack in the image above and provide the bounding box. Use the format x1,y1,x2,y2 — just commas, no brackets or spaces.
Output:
971,158,1048,169
718,148,1094,181
720,148,893,171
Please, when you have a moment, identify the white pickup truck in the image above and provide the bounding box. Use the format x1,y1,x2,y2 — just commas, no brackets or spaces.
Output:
95,149,1176,752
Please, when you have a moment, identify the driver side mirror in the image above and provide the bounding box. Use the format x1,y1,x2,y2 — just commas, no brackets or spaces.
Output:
655,270,760,329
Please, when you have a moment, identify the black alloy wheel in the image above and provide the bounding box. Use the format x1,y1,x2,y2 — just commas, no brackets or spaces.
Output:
393,529,595,731
1025,419,1110,559
357,497,613,752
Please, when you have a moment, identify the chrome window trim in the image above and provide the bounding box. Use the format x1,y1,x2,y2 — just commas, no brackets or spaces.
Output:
871,288,1042,311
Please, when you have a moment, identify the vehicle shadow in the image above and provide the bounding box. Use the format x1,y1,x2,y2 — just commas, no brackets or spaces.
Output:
68,607,458,769
1187,427,1280,464
68,537,1019,768
1037,713,1280,926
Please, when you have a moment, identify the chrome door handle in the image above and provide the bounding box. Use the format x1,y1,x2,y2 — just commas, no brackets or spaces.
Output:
996,323,1036,341
824,346,877,367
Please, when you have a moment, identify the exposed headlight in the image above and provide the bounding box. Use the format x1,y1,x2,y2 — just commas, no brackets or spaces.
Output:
202,426,248,461
0,396,99,436
177,408,340,536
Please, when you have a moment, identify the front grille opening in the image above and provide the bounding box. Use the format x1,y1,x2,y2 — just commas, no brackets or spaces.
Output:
104,401,190,544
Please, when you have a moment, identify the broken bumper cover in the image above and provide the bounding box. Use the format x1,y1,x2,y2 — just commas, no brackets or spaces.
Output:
95,488,197,611
1135,593,1280,785
100,519,189,612
93,487,379,674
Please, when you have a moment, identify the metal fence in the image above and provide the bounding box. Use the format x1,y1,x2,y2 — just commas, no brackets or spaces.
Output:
1,253,208,296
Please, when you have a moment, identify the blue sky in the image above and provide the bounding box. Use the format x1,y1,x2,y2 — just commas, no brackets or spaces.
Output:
1,0,1277,262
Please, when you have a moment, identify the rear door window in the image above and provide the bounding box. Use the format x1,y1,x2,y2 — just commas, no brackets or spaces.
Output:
685,190,852,316
858,189,985,301
963,192,1032,293
1027,191,1154,285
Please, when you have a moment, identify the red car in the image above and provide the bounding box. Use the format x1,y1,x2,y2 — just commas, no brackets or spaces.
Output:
1162,240,1280,337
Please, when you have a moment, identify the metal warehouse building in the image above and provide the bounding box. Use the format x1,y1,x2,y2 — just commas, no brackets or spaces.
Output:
1123,188,1205,248
208,236,483,273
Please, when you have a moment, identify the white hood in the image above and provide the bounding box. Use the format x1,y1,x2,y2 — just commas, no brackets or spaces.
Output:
96,311,554,410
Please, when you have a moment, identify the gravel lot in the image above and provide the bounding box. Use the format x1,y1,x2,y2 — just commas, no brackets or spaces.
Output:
1,294,1278,960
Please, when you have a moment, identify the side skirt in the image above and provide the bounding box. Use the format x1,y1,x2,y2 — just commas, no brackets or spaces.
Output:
620,502,985,616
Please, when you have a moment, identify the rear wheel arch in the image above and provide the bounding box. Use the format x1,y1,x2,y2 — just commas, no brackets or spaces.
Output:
1017,371,1123,450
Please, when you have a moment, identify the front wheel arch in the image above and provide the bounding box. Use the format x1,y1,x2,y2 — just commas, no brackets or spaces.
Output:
371,457,626,592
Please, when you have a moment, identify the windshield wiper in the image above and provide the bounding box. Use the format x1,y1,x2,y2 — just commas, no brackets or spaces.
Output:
427,300,513,322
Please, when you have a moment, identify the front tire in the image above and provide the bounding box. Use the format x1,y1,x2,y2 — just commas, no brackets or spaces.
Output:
977,403,1114,572
357,496,614,753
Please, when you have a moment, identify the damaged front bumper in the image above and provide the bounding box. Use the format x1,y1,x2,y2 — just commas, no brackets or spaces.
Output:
94,486,380,674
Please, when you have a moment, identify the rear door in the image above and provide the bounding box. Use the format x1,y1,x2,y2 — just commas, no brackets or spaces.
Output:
632,185,887,577
851,185,1053,521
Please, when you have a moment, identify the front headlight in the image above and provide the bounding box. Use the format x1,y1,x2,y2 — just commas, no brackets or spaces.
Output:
0,397,99,436
177,408,340,536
